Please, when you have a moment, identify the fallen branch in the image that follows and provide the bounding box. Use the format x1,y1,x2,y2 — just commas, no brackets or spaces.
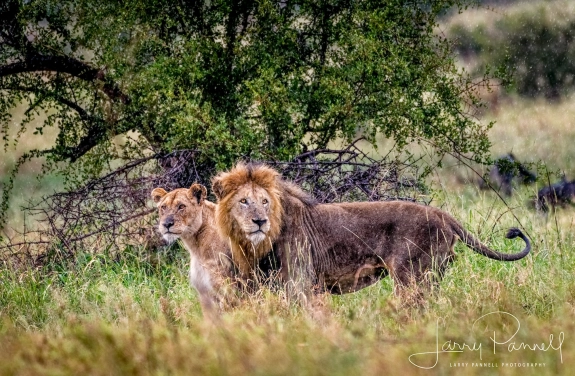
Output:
1,143,427,267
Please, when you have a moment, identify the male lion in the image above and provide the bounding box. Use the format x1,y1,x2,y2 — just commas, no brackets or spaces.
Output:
151,184,237,315
212,163,531,299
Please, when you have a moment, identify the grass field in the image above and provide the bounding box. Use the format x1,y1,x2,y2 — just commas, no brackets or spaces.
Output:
0,186,573,375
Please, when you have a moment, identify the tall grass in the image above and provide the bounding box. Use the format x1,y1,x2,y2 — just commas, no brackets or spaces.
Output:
1,180,573,375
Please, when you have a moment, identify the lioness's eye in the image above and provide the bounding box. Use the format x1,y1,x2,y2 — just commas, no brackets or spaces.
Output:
161,205,166,211
262,199,268,204
178,204,186,211
240,198,247,204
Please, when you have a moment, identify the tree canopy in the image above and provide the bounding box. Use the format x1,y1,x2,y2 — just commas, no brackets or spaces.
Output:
0,0,489,189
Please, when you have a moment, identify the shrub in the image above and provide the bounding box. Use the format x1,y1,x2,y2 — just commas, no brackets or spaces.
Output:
449,1,575,99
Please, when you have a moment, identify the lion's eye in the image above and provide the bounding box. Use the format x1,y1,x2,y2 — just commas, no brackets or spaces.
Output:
161,205,166,211
240,198,248,204
262,199,268,204
178,204,186,211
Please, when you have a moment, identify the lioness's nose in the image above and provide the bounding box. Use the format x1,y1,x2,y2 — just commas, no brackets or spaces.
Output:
163,216,175,229
252,218,267,228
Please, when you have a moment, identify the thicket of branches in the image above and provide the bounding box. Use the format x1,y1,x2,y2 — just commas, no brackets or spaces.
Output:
0,143,428,267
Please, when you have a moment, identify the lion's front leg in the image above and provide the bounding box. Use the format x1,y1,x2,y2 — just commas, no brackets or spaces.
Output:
277,239,317,306
230,244,268,286
189,255,229,319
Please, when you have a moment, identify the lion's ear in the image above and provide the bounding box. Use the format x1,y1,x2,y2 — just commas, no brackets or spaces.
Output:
151,188,168,204
188,184,207,204
211,177,226,201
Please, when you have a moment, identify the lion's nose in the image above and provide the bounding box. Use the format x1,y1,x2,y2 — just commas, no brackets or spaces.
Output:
163,216,175,230
252,218,267,228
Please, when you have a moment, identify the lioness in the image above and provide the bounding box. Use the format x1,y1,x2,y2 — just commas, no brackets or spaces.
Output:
212,163,531,299
151,184,237,314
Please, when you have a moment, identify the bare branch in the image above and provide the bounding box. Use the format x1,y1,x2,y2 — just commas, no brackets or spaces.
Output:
0,55,130,104
0,144,426,266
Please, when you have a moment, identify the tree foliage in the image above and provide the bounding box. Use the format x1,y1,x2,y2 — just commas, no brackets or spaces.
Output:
0,1,490,215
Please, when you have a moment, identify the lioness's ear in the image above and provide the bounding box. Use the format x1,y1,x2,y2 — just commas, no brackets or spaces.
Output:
211,177,225,201
151,188,168,204
189,184,207,204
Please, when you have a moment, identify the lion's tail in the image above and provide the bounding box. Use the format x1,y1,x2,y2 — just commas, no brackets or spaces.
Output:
452,224,531,261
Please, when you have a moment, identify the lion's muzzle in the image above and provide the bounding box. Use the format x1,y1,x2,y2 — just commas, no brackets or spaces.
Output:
244,218,270,245
252,218,267,228
162,215,175,231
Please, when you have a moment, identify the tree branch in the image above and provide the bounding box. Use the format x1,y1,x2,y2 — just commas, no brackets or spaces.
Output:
1,84,111,162
0,54,130,104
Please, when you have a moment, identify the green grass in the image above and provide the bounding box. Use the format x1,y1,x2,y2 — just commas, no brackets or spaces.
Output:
1,184,574,375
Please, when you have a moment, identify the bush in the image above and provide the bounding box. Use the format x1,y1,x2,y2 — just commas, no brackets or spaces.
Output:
449,1,575,99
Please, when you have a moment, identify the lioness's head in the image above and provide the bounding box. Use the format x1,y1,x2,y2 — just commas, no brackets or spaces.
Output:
211,163,283,248
151,184,208,243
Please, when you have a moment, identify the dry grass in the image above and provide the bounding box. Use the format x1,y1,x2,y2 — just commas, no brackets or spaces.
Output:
0,215,573,375
442,0,575,34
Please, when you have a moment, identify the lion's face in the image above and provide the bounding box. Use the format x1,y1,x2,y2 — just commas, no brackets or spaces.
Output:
212,163,284,261
151,184,207,244
227,184,273,245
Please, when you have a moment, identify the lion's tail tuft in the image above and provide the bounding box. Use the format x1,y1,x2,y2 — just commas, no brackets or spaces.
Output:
505,227,522,239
